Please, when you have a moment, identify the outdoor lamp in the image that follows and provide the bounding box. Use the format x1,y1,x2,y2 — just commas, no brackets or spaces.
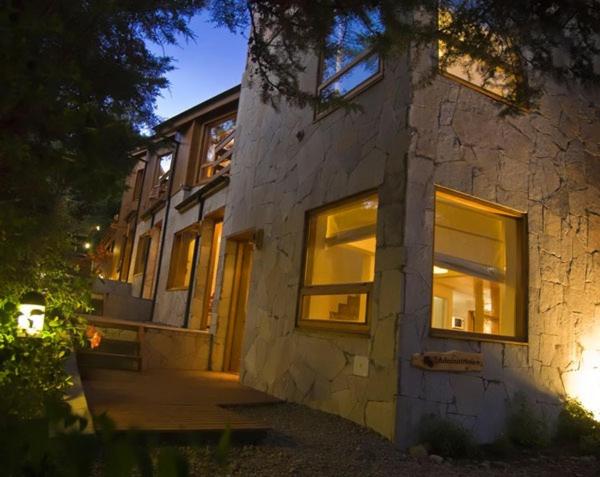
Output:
18,291,46,336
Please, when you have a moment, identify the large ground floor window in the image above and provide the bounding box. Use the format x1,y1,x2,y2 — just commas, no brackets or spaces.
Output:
431,187,527,341
298,192,378,333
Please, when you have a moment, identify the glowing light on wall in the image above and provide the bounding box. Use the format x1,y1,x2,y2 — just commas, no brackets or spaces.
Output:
17,292,45,336
563,327,600,420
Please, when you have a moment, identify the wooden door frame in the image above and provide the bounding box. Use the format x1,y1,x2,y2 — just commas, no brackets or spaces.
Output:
223,240,253,373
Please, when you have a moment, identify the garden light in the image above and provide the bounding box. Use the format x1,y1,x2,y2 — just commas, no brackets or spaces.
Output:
17,291,46,336
84,242,91,250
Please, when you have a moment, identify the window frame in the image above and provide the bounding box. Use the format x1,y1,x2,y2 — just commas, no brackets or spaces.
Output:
166,225,199,291
429,186,528,344
315,20,384,120
194,112,237,185
155,152,173,185
296,190,379,334
436,8,520,107
133,234,151,277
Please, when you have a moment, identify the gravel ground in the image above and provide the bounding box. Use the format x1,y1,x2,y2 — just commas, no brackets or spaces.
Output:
180,402,600,476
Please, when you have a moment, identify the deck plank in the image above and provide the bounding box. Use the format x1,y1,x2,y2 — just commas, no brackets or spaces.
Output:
82,369,280,432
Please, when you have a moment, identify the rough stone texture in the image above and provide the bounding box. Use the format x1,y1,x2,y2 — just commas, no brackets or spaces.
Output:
397,48,600,446
141,327,211,370
226,53,412,440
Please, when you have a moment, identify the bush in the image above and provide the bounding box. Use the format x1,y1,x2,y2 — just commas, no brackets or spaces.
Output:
506,393,549,448
556,398,600,456
418,414,475,458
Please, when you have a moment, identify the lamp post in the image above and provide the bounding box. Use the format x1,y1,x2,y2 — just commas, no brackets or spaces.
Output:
17,291,46,336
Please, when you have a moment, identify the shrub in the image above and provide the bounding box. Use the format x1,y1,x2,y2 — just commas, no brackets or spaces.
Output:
418,414,475,458
556,398,600,456
506,393,549,448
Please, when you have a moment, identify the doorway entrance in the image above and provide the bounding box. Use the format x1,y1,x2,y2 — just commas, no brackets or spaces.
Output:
223,240,253,373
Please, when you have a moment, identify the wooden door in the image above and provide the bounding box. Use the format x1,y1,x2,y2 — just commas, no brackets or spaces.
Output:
224,241,253,373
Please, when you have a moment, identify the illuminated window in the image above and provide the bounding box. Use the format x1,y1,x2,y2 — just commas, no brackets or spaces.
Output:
317,11,383,106
298,193,378,332
197,221,223,329
432,189,526,340
167,227,197,290
438,9,515,100
197,115,236,183
156,153,173,184
133,235,151,276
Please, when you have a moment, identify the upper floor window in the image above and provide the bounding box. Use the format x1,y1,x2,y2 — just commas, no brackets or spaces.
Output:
317,11,383,106
156,153,173,184
196,115,236,183
298,192,378,333
431,188,526,341
438,8,515,100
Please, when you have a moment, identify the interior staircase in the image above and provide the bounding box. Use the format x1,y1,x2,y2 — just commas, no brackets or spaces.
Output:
329,295,360,321
77,320,142,376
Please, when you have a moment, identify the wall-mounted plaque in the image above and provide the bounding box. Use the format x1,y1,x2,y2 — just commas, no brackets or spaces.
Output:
411,351,483,372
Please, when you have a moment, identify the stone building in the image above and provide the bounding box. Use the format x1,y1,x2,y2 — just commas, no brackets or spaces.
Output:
94,16,600,447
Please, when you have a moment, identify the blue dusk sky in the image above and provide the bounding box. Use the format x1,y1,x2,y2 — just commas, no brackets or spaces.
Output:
148,12,249,121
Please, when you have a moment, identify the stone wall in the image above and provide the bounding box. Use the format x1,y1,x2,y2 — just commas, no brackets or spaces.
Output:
397,51,600,446
226,54,412,439
141,327,211,370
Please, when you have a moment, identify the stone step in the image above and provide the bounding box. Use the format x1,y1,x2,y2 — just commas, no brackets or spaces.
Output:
94,338,139,356
77,351,140,372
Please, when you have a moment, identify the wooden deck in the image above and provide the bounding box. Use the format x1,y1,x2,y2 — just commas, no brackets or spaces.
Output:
82,369,280,432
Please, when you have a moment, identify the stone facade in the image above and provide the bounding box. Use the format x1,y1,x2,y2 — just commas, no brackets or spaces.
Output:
225,42,600,444
395,51,600,446
95,41,600,447
224,53,412,439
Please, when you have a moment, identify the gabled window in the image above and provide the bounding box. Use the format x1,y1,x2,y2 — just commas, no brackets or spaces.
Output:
317,11,383,107
431,188,527,341
298,192,378,333
167,226,198,290
196,115,236,183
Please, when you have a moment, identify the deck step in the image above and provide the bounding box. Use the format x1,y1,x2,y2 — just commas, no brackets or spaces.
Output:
93,338,139,356
77,351,140,372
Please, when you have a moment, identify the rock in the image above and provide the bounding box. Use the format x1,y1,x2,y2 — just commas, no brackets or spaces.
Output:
408,444,428,458
480,460,491,469
429,454,444,464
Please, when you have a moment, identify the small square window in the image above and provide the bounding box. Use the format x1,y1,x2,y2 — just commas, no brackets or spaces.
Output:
317,11,383,108
431,188,527,341
298,192,378,332
167,226,198,290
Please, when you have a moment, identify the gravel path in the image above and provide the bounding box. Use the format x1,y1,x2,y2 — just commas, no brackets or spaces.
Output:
181,402,600,476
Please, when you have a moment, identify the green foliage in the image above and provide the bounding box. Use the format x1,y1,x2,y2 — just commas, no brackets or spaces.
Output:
0,298,86,418
0,0,207,296
418,414,474,458
506,393,549,449
556,398,600,456
483,433,515,459
210,1,600,111
0,399,195,477
215,424,232,466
